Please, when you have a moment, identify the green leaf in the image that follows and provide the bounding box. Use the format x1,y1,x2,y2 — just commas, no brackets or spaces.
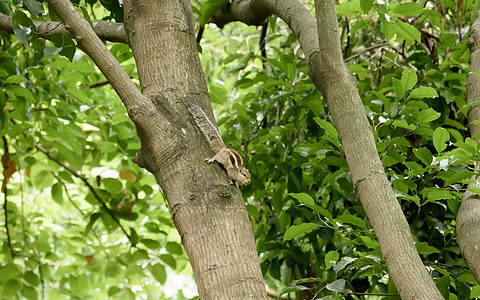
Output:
7,85,34,100
12,11,35,44
471,285,480,298
279,278,318,295
337,214,366,228
166,241,183,255
392,119,416,130
410,87,438,99
392,78,403,100
457,273,478,285
12,10,34,28
335,1,362,16
21,285,38,300
325,251,339,270
447,198,460,215
401,68,417,91
159,254,177,269
209,82,228,104
232,102,251,120
395,22,421,43
458,100,480,116
424,189,453,201
381,18,395,41
326,279,346,293
23,271,40,286
44,46,61,57
314,117,339,146
108,286,122,296
149,263,166,284
51,34,76,62
289,192,315,207
25,0,44,16
438,170,474,186
70,275,88,296
393,2,423,16
289,192,333,220
0,0,12,15
105,261,121,278
6,75,27,84
51,182,64,205
433,127,450,153
103,178,123,193
413,147,433,165
3,279,21,297
417,108,440,123
130,227,139,246
198,0,229,26
436,275,450,299
467,187,480,195
415,242,441,254
360,0,373,13
283,223,318,242
141,239,161,249
279,284,310,295
80,6,94,28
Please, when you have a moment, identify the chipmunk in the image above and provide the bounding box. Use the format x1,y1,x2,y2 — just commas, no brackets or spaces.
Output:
188,104,251,185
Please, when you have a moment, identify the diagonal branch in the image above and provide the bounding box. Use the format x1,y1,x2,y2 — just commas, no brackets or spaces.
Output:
35,144,132,243
210,0,270,28
45,0,150,125
0,12,127,44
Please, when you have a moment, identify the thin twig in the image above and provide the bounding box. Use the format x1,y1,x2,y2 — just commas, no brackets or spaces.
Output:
35,144,131,242
56,175,110,258
345,43,393,61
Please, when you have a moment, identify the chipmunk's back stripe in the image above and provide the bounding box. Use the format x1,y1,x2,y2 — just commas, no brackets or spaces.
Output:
226,149,243,167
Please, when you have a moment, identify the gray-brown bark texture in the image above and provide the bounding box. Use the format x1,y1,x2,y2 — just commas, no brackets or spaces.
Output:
122,1,266,298
46,0,267,298
457,10,480,284
311,1,443,299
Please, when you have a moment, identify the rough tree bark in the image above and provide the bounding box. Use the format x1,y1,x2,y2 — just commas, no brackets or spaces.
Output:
457,10,480,283
311,1,442,299
211,0,443,298
44,0,267,298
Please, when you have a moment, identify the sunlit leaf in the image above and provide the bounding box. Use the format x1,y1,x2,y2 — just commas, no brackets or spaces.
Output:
283,223,318,242
149,263,166,285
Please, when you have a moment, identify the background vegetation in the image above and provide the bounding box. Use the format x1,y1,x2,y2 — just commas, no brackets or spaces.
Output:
1,0,480,299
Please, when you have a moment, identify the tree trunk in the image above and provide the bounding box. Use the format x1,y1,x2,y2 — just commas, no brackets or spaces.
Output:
47,0,267,298
122,1,267,298
311,0,443,299
457,10,480,283
209,0,444,298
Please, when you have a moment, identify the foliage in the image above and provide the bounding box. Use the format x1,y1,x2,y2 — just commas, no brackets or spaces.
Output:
199,1,480,299
0,2,193,299
0,0,480,299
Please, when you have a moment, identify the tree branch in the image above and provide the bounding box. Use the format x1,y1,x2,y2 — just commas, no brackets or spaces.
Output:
2,136,15,258
311,0,442,298
45,0,151,126
211,0,319,64
0,12,127,44
210,0,270,28
35,144,132,243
